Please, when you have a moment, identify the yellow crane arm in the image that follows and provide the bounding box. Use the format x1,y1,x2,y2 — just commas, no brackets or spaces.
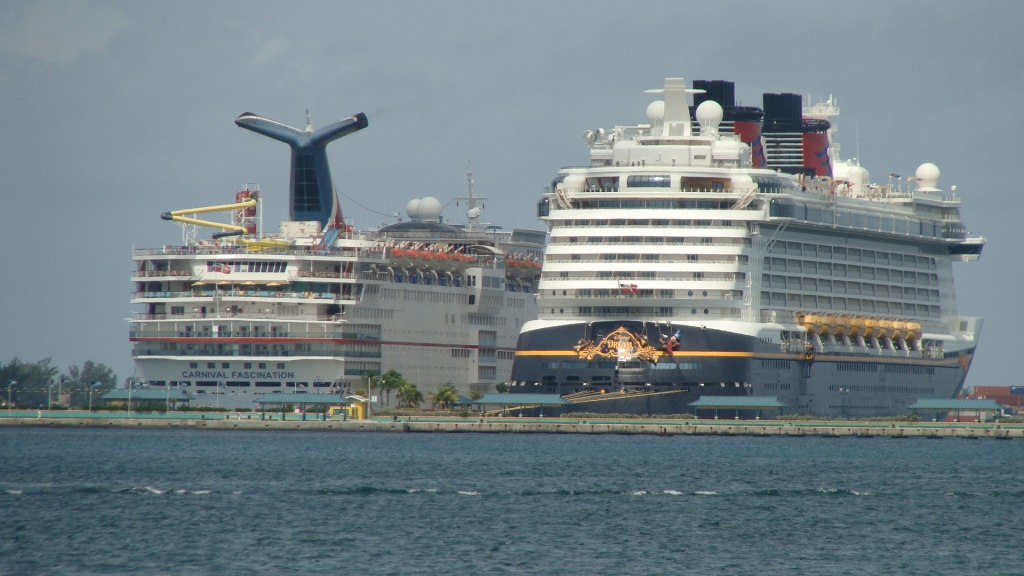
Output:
161,214,248,233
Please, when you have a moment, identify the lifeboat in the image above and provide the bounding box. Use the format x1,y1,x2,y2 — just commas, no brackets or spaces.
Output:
863,318,880,338
849,317,867,337
797,313,824,335
834,316,852,337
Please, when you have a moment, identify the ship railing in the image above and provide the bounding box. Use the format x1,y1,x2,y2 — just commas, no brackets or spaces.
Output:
544,258,742,265
544,293,740,301
555,309,743,319
133,246,386,259
132,312,352,322
130,269,195,278
547,240,748,247
132,290,357,302
130,330,379,340
294,270,349,279
557,186,752,195
540,275,743,282
131,349,381,359
553,223,749,230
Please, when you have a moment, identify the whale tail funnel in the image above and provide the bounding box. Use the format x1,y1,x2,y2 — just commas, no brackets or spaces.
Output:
235,111,368,226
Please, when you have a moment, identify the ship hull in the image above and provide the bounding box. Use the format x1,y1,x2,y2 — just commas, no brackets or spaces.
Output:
510,320,972,418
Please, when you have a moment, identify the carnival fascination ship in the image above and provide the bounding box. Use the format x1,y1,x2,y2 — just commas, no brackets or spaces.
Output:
130,111,543,408
509,78,985,417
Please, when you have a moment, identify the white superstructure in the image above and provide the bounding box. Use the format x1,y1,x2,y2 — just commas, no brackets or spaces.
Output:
510,77,984,417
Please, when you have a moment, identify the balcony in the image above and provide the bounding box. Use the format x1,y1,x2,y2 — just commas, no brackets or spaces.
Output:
132,290,356,302
130,329,380,340
131,349,380,358
131,270,195,278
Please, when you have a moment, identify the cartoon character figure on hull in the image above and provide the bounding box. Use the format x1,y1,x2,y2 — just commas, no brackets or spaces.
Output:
509,77,985,418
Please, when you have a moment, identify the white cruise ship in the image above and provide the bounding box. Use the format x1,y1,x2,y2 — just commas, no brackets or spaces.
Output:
509,77,984,417
131,111,542,408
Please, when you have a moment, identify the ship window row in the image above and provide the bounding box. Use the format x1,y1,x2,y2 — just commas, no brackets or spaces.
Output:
768,200,957,239
543,271,744,281
568,306,740,319
565,175,740,193
759,292,941,318
828,383,936,392
570,199,741,210
547,254,748,264
766,243,936,268
550,236,750,247
555,218,744,228
761,268,937,286
762,275,940,297
546,288,741,299
207,261,289,273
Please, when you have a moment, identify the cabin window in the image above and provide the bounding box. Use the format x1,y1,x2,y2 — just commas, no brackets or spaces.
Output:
627,175,671,188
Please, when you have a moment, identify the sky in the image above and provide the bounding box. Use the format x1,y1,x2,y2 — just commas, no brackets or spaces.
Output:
0,0,1020,389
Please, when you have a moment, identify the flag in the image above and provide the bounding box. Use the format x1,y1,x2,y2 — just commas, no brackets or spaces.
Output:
619,282,639,294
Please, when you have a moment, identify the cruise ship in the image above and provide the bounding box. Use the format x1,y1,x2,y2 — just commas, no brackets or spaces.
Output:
131,111,542,408
509,78,985,417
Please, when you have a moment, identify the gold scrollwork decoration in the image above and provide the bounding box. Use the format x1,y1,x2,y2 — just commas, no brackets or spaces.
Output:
574,326,661,363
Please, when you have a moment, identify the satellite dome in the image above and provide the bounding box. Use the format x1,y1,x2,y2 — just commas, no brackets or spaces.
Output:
405,199,421,220
915,163,940,191
695,100,724,135
467,207,481,219
418,197,442,222
646,100,665,125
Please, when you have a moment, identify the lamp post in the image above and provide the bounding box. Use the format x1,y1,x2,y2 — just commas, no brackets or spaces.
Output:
48,380,53,416
88,382,101,413
7,380,15,417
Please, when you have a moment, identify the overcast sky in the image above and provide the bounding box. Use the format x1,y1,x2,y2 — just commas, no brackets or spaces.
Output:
0,0,1019,389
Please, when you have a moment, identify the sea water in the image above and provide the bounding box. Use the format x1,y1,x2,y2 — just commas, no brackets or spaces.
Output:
1,428,1022,575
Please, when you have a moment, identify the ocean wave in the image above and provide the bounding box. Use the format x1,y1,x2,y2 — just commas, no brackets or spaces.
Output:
630,490,647,496
5,489,23,495
752,488,866,497
458,490,481,496
694,490,718,496
662,490,683,496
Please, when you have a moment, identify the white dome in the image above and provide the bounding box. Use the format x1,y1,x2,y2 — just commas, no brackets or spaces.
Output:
418,196,442,221
915,163,940,191
646,100,665,125
695,100,724,135
405,199,421,220
467,207,481,219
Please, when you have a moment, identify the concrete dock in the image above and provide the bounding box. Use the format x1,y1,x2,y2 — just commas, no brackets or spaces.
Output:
0,413,1021,438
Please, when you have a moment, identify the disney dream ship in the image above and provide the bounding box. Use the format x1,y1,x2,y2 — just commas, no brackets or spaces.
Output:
509,78,985,417
131,111,542,408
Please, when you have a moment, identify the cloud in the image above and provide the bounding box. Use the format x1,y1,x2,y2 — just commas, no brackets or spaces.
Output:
251,36,290,65
0,0,129,65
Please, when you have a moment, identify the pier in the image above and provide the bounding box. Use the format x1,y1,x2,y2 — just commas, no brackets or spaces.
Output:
0,412,1021,438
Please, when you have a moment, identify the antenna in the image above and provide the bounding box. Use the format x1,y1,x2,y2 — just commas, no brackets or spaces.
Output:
305,109,312,133
855,118,860,165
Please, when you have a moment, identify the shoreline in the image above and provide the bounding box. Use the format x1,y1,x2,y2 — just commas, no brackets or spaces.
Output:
0,414,1020,438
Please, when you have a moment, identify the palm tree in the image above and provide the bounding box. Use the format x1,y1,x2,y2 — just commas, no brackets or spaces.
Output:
381,369,405,407
397,381,424,409
470,390,484,401
430,383,459,409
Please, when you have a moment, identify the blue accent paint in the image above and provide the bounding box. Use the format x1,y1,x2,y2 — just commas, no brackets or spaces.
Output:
235,112,368,226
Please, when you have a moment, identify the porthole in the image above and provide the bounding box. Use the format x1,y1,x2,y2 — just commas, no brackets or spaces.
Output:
704,309,709,315
691,308,697,315
688,290,694,296
562,290,566,296
559,308,564,314
702,290,708,297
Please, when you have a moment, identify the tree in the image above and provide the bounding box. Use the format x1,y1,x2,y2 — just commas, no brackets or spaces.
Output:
495,382,510,394
397,381,423,408
380,369,406,407
430,383,459,409
470,390,484,401
65,361,117,407
0,357,59,408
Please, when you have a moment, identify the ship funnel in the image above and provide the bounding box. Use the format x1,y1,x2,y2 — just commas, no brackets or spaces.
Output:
235,111,368,226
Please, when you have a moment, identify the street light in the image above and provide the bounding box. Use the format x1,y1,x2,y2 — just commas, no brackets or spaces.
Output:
48,380,53,416
88,382,102,413
7,380,16,417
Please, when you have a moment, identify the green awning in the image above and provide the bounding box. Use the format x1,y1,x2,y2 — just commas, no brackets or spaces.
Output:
253,393,352,405
908,399,1005,411
689,396,786,409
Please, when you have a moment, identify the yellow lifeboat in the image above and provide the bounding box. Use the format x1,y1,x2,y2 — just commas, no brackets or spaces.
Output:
892,320,909,340
863,318,880,338
834,316,852,337
798,313,825,335
849,317,867,337
877,319,895,339
906,322,922,340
